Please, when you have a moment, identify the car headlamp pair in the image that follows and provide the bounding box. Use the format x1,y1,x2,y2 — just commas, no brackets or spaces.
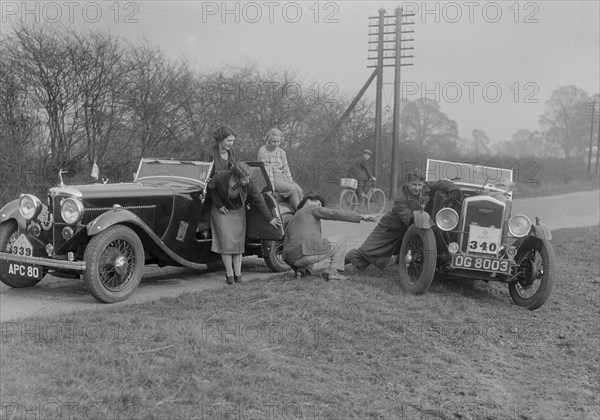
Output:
435,207,532,238
20,194,84,225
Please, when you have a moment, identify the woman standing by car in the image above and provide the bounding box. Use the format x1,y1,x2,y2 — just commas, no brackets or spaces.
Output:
198,124,239,233
207,162,282,284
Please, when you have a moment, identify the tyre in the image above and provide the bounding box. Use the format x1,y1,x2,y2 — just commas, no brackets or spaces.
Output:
367,188,386,215
398,225,437,294
509,239,555,310
0,221,43,288
339,189,358,211
84,225,144,303
263,240,289,272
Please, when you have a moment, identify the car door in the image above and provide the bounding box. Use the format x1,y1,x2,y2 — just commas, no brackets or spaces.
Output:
245,162,284,241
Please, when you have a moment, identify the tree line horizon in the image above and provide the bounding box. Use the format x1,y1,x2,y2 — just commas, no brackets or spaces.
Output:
1,24,598,203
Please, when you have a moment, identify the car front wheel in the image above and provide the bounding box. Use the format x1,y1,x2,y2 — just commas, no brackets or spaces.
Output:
509,238,555,310
84,225,144,303
398,225,437,294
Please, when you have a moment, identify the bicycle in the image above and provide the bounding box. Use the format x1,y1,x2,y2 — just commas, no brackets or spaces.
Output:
339,178,387,215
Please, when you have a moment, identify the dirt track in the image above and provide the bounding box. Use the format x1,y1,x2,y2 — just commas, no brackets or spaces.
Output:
1,189,598,321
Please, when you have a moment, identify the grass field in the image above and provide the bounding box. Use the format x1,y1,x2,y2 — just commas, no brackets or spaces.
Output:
1,226,598,419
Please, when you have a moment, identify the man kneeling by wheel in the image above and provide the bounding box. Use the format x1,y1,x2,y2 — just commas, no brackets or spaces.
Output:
282,194,376,281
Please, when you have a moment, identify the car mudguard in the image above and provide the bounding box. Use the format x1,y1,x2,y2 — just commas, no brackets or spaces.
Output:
531,222,552,240
513,222,552,252
413,209,433,229
0,200,26,231
87,208,154,236
86,208,208,270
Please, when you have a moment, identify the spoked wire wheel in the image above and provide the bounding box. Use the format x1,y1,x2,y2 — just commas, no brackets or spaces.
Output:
398,225,437,294
98,240,136,292
367,188,386,215
509,238,555,310
339,189,359,212
85,225,144,303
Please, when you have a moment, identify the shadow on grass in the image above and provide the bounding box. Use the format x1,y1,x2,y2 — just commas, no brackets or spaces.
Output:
430,275,497,300
344,263,502,305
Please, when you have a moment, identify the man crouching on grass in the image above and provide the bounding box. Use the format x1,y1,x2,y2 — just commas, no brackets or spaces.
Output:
282,194,377,281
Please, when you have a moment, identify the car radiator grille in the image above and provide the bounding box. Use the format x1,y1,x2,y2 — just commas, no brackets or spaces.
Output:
49,194,64,250
460,199,505,252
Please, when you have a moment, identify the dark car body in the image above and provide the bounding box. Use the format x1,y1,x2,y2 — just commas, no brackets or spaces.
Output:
398,159,555,310
0,159,288,302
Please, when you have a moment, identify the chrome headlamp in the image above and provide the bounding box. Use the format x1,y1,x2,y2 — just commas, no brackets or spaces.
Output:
19,194,43,220
435,208,459,231
60,197,84,224
508,214,531,237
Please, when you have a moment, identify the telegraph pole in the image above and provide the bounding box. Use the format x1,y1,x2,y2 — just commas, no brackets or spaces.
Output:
368,7,414,197
330,8,414,194
587,100,596,178
391,8,414,197
373,9,385,180
596,110,600,175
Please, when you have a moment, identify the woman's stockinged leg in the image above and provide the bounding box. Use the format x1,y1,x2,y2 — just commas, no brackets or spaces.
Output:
221,254,234,276
232,254,242,276
289,189,300,210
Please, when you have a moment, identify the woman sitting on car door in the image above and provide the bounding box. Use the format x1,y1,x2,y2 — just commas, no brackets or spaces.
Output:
257,127,304,211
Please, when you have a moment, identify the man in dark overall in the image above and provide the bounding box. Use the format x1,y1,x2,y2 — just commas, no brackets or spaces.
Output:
345,169,460,270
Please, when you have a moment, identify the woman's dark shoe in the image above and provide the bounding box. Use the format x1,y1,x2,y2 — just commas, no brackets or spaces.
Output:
234,274,243,283
225,275,234,285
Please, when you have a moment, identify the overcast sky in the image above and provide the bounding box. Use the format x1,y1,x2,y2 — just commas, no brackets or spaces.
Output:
2,0,599,143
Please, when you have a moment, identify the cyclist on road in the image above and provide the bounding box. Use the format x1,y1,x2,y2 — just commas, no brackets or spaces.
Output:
348,149,376,199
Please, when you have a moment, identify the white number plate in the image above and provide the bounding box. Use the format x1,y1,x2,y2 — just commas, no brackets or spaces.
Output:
468,225,501,255
452,254,511,274
11,234,34,257
2,263,43,279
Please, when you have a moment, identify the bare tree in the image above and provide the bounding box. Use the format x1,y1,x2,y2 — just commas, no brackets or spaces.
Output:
122,40,191,157
471,129,491,158
0,39,45,200
67,30,128,175
7,25,83,171
401,99,458,152
540,85,590,158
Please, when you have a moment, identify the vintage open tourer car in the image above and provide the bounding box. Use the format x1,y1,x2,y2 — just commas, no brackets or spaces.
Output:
0,159,290,303
398,159,555,310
